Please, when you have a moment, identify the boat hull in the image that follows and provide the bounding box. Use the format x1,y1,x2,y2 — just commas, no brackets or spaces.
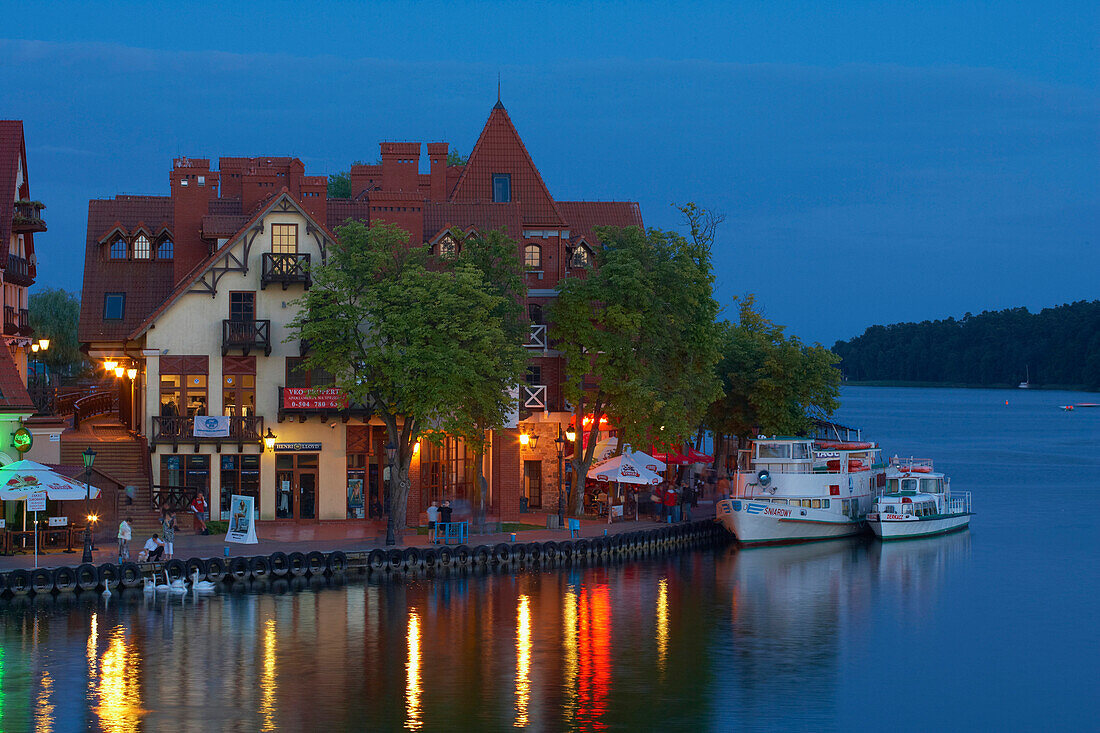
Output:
869,513,970,540
717,499,864,545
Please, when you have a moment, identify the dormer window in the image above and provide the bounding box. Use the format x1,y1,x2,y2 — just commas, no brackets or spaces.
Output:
524,244,542,269
492,174,511,203
272,223,298,253
438,235,458,259
570,244,593,269
134,234,150,259
110,238,127,259
158,239,173,259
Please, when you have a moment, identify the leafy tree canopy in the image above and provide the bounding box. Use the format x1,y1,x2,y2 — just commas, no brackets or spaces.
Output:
447,150,469,166
327,160,367,198
29,288,86,381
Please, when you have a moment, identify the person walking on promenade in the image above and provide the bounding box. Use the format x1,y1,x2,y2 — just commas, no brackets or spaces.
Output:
655,482,667,522
117,516,132,561
681,482,693,522
662,484,678,523
161,510,176,560
190,492,209,535
717,474,731,499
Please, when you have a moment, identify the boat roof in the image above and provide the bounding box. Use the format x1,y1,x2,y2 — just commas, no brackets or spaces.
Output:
886,468,946,478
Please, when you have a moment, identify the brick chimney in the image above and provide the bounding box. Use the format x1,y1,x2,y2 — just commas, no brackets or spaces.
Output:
300,176,328,226
380,142,421,192
170,158,218,285
426,142,448,201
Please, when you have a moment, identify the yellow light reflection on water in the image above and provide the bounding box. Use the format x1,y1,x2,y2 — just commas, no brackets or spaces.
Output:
95,626,146,732
86,613,98,699
405,611,422,731
562,589,578,723
260,618,277,731
515,594,531,728
656,578,669,673
34,670,53,733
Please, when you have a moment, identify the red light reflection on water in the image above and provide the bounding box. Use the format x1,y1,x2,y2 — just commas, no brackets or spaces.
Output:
572,584,611,730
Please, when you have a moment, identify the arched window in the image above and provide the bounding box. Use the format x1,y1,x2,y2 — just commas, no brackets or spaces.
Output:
438,235,458,259
570,244,593,268
528,303,544,324
110,238,127,259
524,244,542,269
133,234,150,259
158,239,173,259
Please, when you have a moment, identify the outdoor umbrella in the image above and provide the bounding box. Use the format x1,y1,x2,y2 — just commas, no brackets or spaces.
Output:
587,452,662,485
0,460,102,501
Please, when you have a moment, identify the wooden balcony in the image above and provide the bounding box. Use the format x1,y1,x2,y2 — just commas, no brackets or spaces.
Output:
222,319,271,356
150,415,265,451
18,308,30,335
524,323,547,350
277,385,372,423
150,485,198,512
522,384,547,411
3,306,16,336
261,252,311,290
13,201,46,233
5,254,33,286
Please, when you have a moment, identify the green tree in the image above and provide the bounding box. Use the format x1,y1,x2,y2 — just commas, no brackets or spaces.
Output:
29,288,86,381
289,221,527,539
550,225,721,515
447,150,469,166
327,161,366,198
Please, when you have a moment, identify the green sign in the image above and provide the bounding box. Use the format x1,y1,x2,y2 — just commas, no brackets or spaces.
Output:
12,427,32,454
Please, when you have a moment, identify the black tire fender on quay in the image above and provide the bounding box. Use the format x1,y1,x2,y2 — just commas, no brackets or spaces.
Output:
98,563,121,589
493,543,512,563
118,561,143,587
305,551,327,576
326,551,348,574
526,542,543,562
8,569,30,595
542,540,558,559
0,571,8,596
249,555,271,579
268,552,290,577
509,543,525,562
403,547,423,568
229,556,250,580
53,566,77,592
31,568,53,594
287,552,308,577
438,547,454,566
473,546,490,564
559,540,574,558
205,557,227,582
368,549,387,571
422,548,439,567
184,557,208,581
454,545,471,565
386,549,404,570
76,563,100,591
164,558,187,582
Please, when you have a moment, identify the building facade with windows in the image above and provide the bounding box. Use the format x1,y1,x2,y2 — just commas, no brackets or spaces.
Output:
77,101,643,525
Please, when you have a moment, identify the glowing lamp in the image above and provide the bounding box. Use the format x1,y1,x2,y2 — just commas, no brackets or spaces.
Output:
565,429,576,442
127,368,137,380
38,338,49,350
113,366,125,378
263,428,277,451
103,359,118,371
31,344,39,353
519,432,530,446
414,442,421,454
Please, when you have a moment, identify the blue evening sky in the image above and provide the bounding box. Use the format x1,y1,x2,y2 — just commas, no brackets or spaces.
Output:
2,1,1097,345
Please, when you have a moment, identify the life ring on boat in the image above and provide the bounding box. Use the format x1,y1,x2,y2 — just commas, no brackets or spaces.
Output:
816,441,874,450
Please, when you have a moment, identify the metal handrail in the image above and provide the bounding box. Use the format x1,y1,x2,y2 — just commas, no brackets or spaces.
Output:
150,485,197,512
151,415,265,445
73,390,116,427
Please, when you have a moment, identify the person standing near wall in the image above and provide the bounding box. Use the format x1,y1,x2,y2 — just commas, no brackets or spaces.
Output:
161,510,176,560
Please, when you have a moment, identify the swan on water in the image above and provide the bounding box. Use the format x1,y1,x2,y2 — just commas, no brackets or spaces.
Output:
190,569,217,592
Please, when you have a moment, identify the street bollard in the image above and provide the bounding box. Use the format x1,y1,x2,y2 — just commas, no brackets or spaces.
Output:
603,528,608,537
509,533,517,543
223,546,230,557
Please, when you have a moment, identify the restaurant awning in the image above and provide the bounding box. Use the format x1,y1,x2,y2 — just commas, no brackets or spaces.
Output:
0,460,102,501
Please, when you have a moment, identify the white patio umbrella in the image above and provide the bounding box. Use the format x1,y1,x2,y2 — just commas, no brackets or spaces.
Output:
587,452,662,485
0,460,102,501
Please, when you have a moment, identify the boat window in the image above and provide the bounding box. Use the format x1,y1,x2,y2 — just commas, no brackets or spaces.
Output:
757,443,790,459
842,500,850,514
812,499,821,508
801,499,811,508
920,478,943,493
823,499,830,508
792,443,811,459
901,478,919,492
884,505,896,513
887,479,899,492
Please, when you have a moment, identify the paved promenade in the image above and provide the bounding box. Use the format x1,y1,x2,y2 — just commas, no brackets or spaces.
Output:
0,503,717,570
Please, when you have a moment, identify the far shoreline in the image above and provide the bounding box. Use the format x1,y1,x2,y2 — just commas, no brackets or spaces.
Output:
842,380,1097,393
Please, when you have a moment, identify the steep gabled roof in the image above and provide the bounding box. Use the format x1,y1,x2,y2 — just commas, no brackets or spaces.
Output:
423,201,523,242
0,347,34,412
557,201,644,246
129,189,336,340
449,105,565,225
0,121,27,259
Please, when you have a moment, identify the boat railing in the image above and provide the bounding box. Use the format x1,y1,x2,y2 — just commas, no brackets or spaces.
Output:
944,491,971,515
889,456,934,472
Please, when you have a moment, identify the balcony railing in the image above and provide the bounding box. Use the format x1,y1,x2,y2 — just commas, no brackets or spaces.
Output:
222,319,271,356
150,485,198,512
73,390,116,427
18,308,30,335
522,384,547,411
277,385,372,423
2,306,16,336
5,254,32,285
525,323,547,349
13,201,46,232
261,252,311,290
150,415,265,449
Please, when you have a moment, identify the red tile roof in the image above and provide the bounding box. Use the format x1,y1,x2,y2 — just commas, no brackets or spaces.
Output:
327,198,372,230
78,196,176,343
557,201,645,246
0,346,34,412
0,121,26,259
449,106,565,226
201,214,248,238
423,201,524,242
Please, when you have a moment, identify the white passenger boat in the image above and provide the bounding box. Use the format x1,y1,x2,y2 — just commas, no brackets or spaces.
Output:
866,458,971,540
716,436,886,545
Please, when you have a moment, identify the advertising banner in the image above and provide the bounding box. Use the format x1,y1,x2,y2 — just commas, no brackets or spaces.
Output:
282,387,348,410
226,494,258,544
194,415,231,438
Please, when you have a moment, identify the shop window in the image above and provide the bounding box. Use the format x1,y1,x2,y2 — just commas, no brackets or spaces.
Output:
222,374,256,417
161,454,210,505
419,436,473,509
158,239,173,259
110,238,127,259
271,223,298,254
133,234,150,259
492,173,511,203
524,244,542,269
220,454,260,520
103,292,125,320
160,372,208,417
229,292,255,322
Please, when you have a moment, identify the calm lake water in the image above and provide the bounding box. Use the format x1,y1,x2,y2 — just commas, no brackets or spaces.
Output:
2,386,1098,731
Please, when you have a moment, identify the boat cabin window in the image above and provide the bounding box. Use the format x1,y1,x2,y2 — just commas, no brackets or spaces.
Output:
887,479,899,492
792,443,811,459
811,499,821,508
801,499,812,508
920,478,943,493
823,499,830,508
901,478,919,493
884,505,897,513
757,443,790,459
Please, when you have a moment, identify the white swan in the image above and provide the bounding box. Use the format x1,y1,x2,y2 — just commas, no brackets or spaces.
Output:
190,569,217,592
167,570,187,594
143,576,155,594
154,572,170,593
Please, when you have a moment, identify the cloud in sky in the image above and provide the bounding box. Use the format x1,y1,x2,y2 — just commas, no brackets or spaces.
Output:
3,37,1097,344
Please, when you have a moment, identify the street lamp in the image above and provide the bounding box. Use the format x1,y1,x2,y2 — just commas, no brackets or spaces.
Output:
81,447,96,563
38,338,49,351
557,426,576,528
103,359,117,372
263,428,277,452
384,442,397,546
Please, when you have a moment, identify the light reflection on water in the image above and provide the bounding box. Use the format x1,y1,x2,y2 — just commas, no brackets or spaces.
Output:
515,594,531,728
405,610,421,731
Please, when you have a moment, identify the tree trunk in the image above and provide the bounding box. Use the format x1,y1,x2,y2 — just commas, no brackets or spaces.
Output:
568,392,605,516
383,416,416,545
711,433,726,475
471,445,487,525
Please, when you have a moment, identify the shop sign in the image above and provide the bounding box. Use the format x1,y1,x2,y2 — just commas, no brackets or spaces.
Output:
48,516,68,527
27,491,47,512
12,427,32,453
274,443,323,452
283,387,348,410
226,494,258,544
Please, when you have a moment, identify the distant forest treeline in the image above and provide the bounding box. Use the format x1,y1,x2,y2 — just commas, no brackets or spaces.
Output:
832,301,1100,390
